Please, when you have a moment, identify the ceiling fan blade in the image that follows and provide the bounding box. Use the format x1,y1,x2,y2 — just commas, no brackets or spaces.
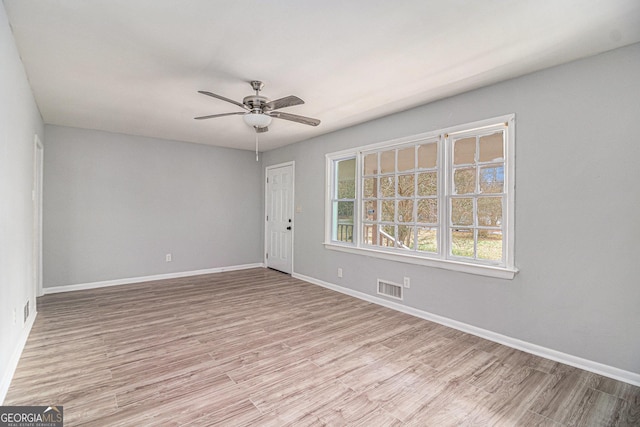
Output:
198,91,248,110
255,126,269,133
194,112,246,120
270,111,321,126
264,95,304,111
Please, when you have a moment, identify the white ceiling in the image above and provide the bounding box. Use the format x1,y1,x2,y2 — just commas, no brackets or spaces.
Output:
4,0,640,152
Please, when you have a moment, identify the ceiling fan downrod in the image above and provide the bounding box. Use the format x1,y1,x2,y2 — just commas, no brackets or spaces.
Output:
250,80,265,95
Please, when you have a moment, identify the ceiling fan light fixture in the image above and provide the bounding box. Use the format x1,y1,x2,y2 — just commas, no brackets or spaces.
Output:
243,112,272,128
195,81,320,133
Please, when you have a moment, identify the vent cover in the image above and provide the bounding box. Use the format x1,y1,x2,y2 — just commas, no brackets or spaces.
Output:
377,279,403,300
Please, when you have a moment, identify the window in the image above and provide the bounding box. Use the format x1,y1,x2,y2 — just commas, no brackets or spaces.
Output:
325,115,516,279
449,129,506,263
331,157,356,243
361,138,439,254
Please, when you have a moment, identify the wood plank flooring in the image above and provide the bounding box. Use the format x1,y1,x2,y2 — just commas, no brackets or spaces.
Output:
5,268,639,426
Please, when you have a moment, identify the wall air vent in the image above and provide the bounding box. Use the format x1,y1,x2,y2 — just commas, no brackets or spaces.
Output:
377,279,403,300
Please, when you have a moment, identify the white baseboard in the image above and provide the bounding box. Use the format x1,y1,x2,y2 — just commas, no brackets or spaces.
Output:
1,311,37,404
43,263,265,294
293,272,640,387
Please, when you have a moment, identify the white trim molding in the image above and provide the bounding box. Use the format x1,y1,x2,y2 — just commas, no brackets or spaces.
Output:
1,311,37,404
293,272,640,387
325,243,517,279
43,263,265,294
33,134,44,297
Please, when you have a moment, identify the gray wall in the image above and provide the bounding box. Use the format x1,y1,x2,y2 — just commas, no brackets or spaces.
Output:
262,43,640,375
0,3,44,399
43,126,263,287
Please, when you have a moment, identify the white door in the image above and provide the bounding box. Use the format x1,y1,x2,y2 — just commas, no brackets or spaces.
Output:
265,163,294,274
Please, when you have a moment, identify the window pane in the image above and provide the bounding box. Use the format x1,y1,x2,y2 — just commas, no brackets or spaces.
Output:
380,150,395,174
451,229,474,257
362,223,376,245
454,168,475,194
381,200,395,222
417,172,437,196
337,201,354,221
417,199,437,223
380,176,395,198
398,174,414,197
363,177,376,198
454,137,476,165
477,197,502,227
479,132,504,162
336,158,356,198
337,180,355,199
363,200,377,221
478,230,503,261
479,165,504,193
397,199,413,223
334,201,354,242
364,153,378,175
398,225,414,248
381,225,396,247
451,198,473,226
417,227,438,253
398,147,415,172
418,143,437,169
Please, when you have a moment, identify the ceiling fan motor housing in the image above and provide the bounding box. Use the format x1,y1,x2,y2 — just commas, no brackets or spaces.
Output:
243,95,270,112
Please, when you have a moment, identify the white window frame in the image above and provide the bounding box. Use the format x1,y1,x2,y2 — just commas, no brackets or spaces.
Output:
330,156,358,243
324,114,517,279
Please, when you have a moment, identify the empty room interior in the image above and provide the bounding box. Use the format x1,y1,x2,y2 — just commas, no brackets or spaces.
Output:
1,1,639,425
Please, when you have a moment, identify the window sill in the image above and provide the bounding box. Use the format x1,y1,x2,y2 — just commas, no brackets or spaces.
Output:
324,242,518,280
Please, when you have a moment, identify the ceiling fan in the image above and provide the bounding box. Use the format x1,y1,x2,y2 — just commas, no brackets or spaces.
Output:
194,80,321,133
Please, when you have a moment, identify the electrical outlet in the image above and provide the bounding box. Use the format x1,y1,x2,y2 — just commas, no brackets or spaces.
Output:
403,277,411,288
337,268,343,278
24,301,29,323
13,308,16,324
165,253,172,262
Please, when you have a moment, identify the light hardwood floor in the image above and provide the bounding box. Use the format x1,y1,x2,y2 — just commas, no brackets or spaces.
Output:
5,268,639,426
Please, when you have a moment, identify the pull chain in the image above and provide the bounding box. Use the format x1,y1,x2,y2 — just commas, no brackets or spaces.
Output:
255,133,259,161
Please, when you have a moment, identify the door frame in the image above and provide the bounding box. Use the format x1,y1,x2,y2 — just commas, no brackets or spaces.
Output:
264,161,295,273
33,134,44,297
